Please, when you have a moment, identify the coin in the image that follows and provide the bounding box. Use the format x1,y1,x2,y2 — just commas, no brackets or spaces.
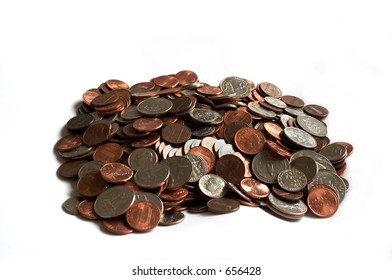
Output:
126,201,161,232
215,154,245,185
161,156,193,189
277,168,307,192
134,163,170,189
239,178,270,199
100,162,134,184
128,148,158,171
94,185,135,218
234,127,265,155
307,184,339,218
207,197,240,214
137,97,173,116
159,211,185,226
198,174,228,199
252,150,290,184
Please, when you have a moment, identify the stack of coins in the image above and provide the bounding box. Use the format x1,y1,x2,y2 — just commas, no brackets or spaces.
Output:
56,70,353,234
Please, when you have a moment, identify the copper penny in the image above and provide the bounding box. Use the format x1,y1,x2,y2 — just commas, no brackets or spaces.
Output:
223,110,252,126
126,201,161,232
196,85,222,96
93,142,123,163
234,127,266,155
132,117,163,133
161,123,191,145
307,184,339,218
103,216,134,235
100,162,134,184
152,75,179,88
187,146,216,173
175,70,198,86
215,154,245,185
239,178,270,199
263,122,283,140
77,171,108,198
82,120,111,146
58,159,88,178
77,200,100,220
55,134,83,152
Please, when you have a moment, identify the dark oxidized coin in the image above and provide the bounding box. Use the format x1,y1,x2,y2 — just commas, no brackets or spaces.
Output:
94,185,135,218
207,197,240,214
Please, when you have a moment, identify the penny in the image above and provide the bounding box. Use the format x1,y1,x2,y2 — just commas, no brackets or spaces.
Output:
220,76,252,98
160,211,185,226
282,127,317,149
137,97,173,116
319,143,347,163
93,142,123,163
335,142,353,157
77,171,108,198
252,150,290,184
184,154,208,183
239,178,270,199
196,85,222,96
263,122,283,140
152,75,179,88
78,160,104,178
62,197,82,215
55,134,83,152
215,154,245,185
189,108,223,125
134,163,170,189
103,217,134,235
94,185,135,218
303,104,329,119
207,197,240,214
280,95,305,108
271,185,303,202
57,159,88,178
290,156,318,183
132,117,163,132
277,168,307,192
266,193,307,219
307,184,339,218
66,114,94,131
162,123,191,145
296,115,328,137
161,156,193,189
257,82,282,98
175,70,198,86
83,120,111,146
100,162,134,184
128,148,158,171
126,201,161,232
136,192,164,214
234,127,265,155
77,200,100,220
198,174,228,199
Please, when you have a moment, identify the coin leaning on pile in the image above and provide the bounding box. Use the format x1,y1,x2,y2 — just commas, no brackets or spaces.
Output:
56,70,353,234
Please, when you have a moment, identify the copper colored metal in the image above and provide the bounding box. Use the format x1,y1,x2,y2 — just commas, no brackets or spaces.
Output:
307,184,339,218
77,200,100,220
100,162,134,184
93,142,123,163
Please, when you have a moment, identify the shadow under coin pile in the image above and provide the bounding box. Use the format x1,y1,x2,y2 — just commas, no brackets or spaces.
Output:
56,70,353,234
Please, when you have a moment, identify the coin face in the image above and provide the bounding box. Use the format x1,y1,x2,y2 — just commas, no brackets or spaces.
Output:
220,76,252,98
198,174,228,199
94,185,135,218
207,197,240,214
307,184,339,218
252,150,290,184
277,168,307,192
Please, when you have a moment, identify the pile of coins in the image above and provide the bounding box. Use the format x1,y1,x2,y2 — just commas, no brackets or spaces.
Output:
56,70,353,234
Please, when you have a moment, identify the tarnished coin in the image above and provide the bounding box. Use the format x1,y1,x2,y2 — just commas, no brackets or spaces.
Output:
136,192,164,214
134,163,170,189
207,197,240,214
62,197,82,215
198,174,228,199
239,178,270,199
282,127,317,149
307,184,339,218
128,148,158,171
126,201,161,232
308,170,346,203
266,193,308,219
319,143,347,163
290,156,318,183
220,76,251,98
78,160,104,178
94,185,135,218
215,154,245,185
100,162,134,184
57,159,88,178
184,154,207,183
277,168,307,192
189,108,223,125
137,97,173,116
103,217,134,235
159,211,185,226
161,156,193,189
252,150,290,184
234,127,265,155
77,171,108,197
296,115,328,137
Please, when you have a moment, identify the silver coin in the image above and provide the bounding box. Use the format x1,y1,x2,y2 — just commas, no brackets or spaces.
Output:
284,106,305,117
159,211,185,226
184,154,207,183
248,102,276,119
308,170,346,203
217,143,236,157
136,192,164,214
267,193,308,219
265,96,287,109
290,156,318,183
198,174,228,198
219,76,252,98
277,168,307,192
290,149,335,173
283,127,317,149
78,160,104,178
252,150,290,184
296,115,328,137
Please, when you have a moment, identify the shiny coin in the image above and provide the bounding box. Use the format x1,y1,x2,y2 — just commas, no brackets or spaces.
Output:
239,178,270,199
159,211,185,226
282,127,317,149
126,201,161,232
215,154,245,185
128,148,158,171
137,97,173,116
198,174,228,199
100,162,134,184
277,168,307,192
296,115,328,137
267,193,308,219
307,184,339,218
252,150,290,184
184,154,207,183
207,197,240,214
134,163,170,189
94,185,135,218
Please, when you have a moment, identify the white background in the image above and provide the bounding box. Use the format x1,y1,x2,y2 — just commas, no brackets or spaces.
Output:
1,0,391,279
